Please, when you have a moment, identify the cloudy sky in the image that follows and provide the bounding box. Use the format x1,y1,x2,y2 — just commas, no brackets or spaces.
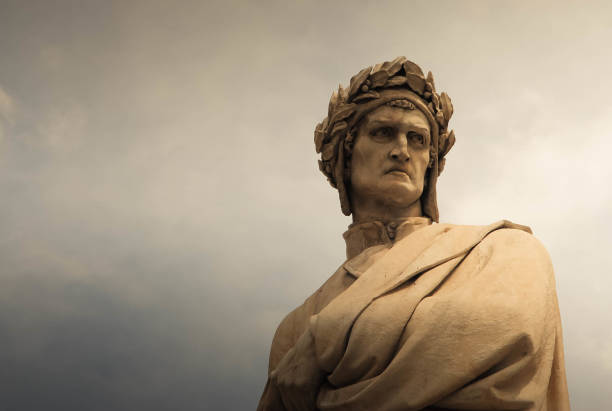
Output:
1,1,611,410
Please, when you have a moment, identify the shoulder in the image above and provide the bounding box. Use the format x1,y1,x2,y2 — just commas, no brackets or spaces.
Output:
438,219,549,261
463,223,555,289
434,220,554,285
267,263,354,371
480,226,552,265
435,222,558,319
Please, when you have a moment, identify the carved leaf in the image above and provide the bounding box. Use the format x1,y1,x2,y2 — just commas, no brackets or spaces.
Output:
371,62,385,74
405,73,426,94
439,132,448,155
352,90,380,102
338,84,348,102
330,120,348,137
369,70,389,88
440,92,453,121
436,110,445,127
382,56,407,77
314,125,325,153
385,76,407,87
321,136,338,160
329,104,356,125
324,161,333,176
443,129,456,156
318,159,326,173
328,90,339,118
321,116,329,132
321,145,334,161
403,60,424,77
426,71,436,91
348,67,371,99
432,92,440,110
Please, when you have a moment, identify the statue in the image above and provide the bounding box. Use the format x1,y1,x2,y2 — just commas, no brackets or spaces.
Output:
257,57,570,410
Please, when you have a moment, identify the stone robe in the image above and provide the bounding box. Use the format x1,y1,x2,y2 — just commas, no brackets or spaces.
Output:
258,218,570,410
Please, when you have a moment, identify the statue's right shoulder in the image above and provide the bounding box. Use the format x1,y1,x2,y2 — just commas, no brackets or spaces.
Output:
267,263,354,372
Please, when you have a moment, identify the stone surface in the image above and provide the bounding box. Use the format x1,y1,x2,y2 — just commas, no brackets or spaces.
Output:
257,58,570,411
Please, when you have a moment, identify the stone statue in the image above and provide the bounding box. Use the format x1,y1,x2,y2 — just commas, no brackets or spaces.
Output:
257,57,570,411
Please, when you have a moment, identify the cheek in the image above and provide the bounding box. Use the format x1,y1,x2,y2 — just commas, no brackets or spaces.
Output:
351,143,374,175
413,150,430,176
349,141,388,192
349,146,368,185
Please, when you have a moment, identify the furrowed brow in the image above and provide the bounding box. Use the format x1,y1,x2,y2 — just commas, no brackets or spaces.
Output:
408,126,430,136
366,119,396,128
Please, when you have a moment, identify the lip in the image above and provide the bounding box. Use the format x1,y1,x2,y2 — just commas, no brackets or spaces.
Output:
386,168,410,176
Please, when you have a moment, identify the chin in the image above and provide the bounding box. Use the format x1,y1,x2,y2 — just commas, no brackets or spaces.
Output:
380,183,422,207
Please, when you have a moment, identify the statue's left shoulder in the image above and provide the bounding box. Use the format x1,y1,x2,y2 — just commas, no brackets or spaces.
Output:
440,219,548,263
436,220,555,287
471,222,556,288
483,223,551,261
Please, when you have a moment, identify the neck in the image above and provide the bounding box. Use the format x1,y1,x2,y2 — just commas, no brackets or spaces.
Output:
351,196,423,224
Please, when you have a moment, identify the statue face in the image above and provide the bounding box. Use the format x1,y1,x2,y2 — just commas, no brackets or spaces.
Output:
350,105,431,210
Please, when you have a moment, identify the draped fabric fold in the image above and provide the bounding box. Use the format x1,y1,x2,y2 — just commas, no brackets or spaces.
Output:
258,220,569,411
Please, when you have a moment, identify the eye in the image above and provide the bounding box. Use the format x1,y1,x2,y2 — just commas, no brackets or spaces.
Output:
370,127,394,140
408,132,425,146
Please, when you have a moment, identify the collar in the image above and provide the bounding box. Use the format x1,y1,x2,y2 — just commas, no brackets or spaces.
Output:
342,217,432,277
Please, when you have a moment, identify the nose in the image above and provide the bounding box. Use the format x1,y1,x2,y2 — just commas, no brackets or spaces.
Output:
389,134,410,162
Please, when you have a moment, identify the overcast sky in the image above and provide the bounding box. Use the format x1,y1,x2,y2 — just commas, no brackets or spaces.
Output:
1,1,612,410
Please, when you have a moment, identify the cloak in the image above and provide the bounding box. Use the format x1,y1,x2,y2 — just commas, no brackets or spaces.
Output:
258,218,570,410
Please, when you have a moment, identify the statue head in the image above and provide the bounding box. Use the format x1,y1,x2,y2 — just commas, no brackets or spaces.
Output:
314,57,455,222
